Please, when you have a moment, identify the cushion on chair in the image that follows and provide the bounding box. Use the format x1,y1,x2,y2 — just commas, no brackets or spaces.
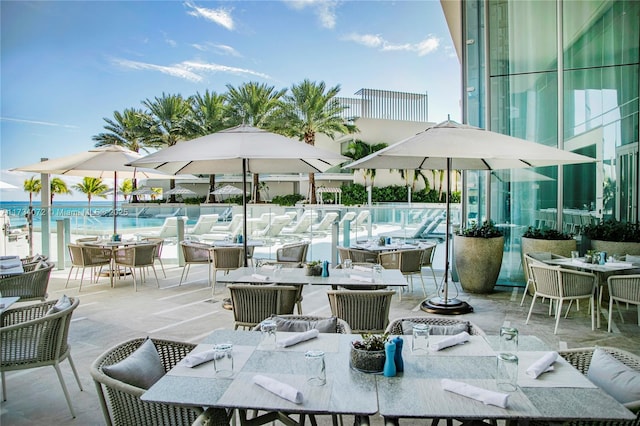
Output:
270,315,338,333
34,260,49,270
401,321,469,336
102,338,166,390
587,347,640,410
46,294,72,315
625,254,640,264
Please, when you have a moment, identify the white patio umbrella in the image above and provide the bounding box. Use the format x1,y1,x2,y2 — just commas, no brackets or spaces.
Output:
129,125,348,265
13,145,184,236
0,180,18,189
131,187,155,196
210,184,244,195
346,118,595,315
163,186,197,196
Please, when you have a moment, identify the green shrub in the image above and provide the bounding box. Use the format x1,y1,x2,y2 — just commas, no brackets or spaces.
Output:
522,227,573,240
457,221,503,238
583,219,640,242
271,194,304,206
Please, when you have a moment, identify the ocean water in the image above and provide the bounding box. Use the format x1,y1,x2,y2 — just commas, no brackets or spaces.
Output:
0,201,170,233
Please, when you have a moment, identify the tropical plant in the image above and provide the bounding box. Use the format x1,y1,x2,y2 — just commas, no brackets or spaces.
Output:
185,90,228,203
226,81,287,203
344,140,388,186
73,177,108,214
50,177,72,203
23,176,41,207
272,79,357,204
119,178,134,201
271,194,304,206
142,93,192,202
457,221,504,238
522,226,573,240
583,219,640,242
351,333,389,351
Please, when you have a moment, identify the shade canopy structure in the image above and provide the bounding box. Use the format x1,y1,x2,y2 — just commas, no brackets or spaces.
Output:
131,187,156,196
13,145,184,236
163,186,197,196
129,125,348,265
346,118,595,315
210,185,245,195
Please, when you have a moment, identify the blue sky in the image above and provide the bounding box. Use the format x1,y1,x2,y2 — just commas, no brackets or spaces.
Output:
0,0,460,201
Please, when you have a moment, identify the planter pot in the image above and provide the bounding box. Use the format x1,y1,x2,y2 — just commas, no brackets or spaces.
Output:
454,235,504,294
589,240,640,257
305,266,323,276
349,346,385,373
521,237,577,294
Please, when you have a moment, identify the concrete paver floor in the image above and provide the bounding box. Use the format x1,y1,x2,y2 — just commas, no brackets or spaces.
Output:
2,264,639,426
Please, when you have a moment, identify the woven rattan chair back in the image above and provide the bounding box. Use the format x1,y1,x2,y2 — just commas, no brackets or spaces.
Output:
1,261,53,301
385,316,486,336
228,284,299,330
607,274,640,332
326,289,394,334
113,244,159,291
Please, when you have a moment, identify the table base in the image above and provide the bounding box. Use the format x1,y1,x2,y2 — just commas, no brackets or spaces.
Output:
421,297,474,315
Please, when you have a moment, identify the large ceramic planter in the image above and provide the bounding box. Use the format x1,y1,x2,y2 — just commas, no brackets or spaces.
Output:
589,240,640,257
349,346,385,373
454,235,504,294
521,237,577,294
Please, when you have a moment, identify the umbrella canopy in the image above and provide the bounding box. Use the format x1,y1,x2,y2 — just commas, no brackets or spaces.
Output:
346,119,595,315
210,185,245,195
131,187,156,196
12,145,185,236
130,125,348,265
0,180,18,189
163,186,197,196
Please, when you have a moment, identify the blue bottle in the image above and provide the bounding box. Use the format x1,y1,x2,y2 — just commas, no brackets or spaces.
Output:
321,260,330,277
383,340,396,377
393,336,404,372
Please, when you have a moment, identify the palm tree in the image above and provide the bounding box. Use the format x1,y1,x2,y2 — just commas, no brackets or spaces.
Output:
73,177,108,215
225,82,287,203
119,178,133,202
92,108,154,202
344,140,387,186
23,176,41,207
273,79,357,204
142,93,192,202
50,177,72,204
185,90,228,203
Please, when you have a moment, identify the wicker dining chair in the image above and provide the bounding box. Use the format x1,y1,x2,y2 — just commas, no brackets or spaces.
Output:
1,297,83,418
251,315,352,334
65,243,112,291
0,260,53,301
326,289,395,334
211,247,243,294
112,244,159,291
180,241,213,286
90,337,231,426
385,316,486,336
140,237,166,278
607,274,640,333
228,284,299,330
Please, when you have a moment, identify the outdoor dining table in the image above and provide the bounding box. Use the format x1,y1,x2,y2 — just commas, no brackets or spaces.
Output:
350,241,420,253
82,239,142,287
141,330,378,424
141,330,635,425
216,266,408,290
541,256,639,328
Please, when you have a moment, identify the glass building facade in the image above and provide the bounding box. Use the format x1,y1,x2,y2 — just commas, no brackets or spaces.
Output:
461,0,639,285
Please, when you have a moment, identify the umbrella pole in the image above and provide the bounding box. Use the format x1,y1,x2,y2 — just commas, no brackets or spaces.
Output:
242,159,248,267
421,158,473,315
113,171,118,236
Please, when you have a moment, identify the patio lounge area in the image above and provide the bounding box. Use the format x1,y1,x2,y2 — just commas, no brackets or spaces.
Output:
2,258,639,425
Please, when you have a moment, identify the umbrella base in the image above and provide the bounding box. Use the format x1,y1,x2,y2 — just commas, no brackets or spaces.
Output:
420,297,474,315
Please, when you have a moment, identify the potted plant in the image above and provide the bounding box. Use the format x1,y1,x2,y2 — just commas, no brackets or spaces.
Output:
305,260,323,276
521,227,576,293
454,221,504,294
583,219,640,257
350,333,388,373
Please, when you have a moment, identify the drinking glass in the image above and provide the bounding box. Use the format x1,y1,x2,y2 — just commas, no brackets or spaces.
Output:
305,350,326,386
260,319,277,349
372,264,383,283
411,323,429,354
213,343,234,377
571,251,579,259
343,259,353,270
496,353,518,392
499,326,518,353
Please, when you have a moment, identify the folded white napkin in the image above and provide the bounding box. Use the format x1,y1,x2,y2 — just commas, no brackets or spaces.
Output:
251,273,269,281
441,379,509,408
352,265,371,272
179,349,223,368
430,332,470,351
253,374,303,404
277,329,319,348
0,257,21,269
349,274,373,283
526,351,558,378
261,264,275,269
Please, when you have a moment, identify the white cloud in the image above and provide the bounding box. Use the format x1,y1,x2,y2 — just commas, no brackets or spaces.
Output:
111,58,203,82
191,42,242,57
162,32,177,47
343,33,440,57
0,117,79,129
184,1,234,30
286,0,338,29
111,57,271,82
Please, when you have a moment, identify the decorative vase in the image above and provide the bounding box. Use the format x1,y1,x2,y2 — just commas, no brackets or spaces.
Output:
349,345,385,373
454,234,504,294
